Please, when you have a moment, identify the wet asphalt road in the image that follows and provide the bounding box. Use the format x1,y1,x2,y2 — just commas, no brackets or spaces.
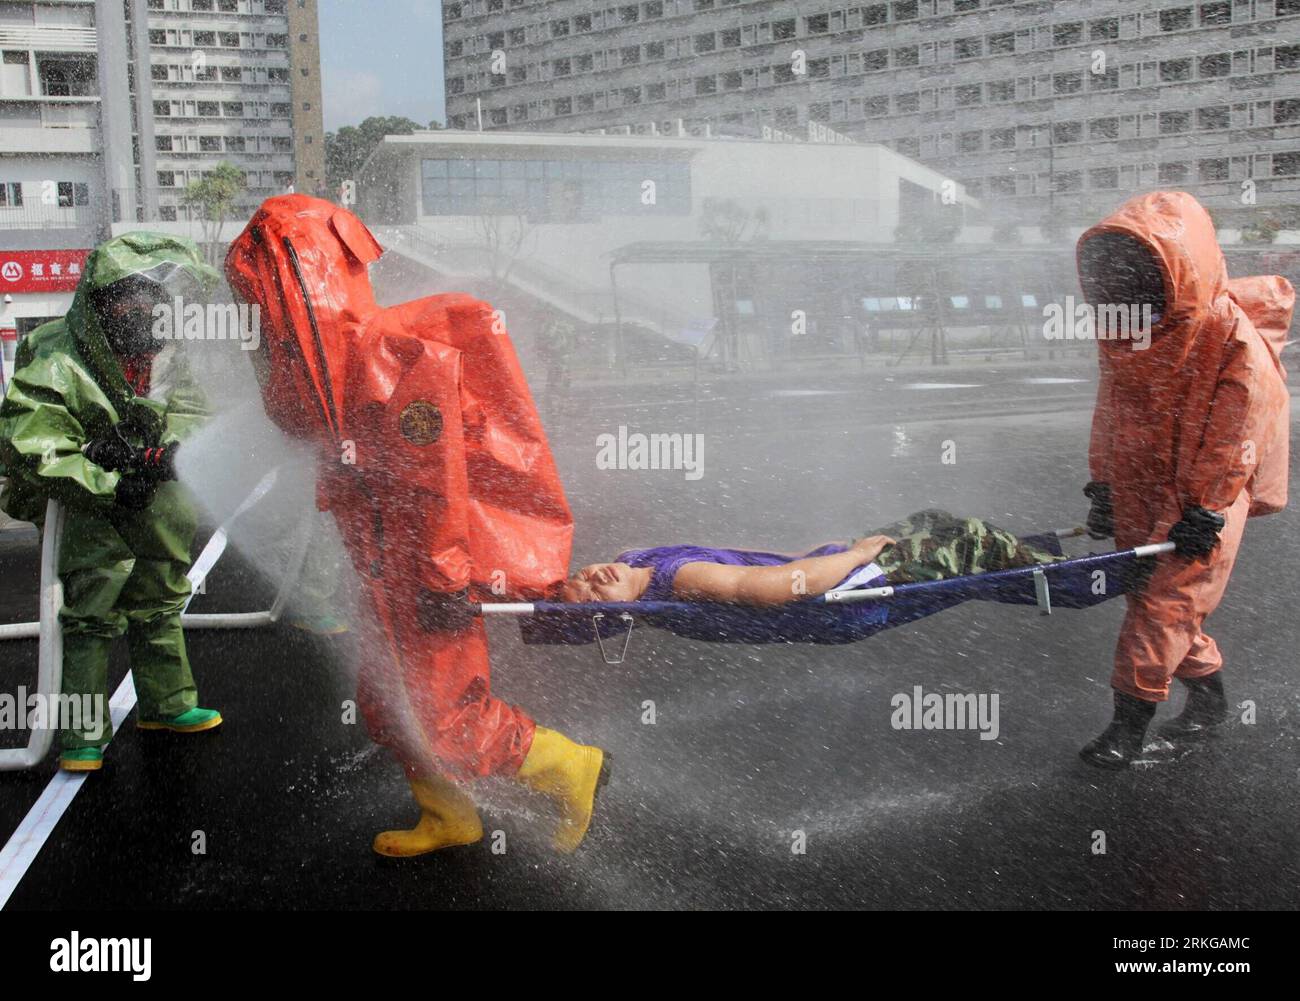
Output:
2,354,1298,910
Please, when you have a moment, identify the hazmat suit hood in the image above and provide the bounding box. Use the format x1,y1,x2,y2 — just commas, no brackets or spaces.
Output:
226,194,574,602
1076,190,1229,378
69,233,221,408
223,193,382,444
1082,190,1293,540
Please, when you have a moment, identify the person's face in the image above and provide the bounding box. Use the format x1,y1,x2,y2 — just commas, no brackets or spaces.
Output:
98,289,165,357
562,562,642,603
1078,233,1167,317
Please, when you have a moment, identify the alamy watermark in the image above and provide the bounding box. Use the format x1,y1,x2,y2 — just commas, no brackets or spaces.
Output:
1043,296,1155,352
595,425,705,481
0,688,105,740
151,298,261,351
891,684,1000,741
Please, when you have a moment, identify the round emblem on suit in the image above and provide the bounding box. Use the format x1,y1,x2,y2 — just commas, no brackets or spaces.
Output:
398,400,443,446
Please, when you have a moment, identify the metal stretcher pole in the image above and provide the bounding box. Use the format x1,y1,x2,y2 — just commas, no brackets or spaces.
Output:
0,500,64,771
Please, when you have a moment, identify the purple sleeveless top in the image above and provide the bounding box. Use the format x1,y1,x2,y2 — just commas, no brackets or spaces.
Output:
615,543,857,602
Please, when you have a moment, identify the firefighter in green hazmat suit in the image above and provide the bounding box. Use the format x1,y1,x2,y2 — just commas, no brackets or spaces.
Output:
0,233,223,772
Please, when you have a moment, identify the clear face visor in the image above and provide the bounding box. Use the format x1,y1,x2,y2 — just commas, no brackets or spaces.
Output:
91,261,208,356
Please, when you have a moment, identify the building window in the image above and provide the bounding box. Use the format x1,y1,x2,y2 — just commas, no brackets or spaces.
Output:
989,127,1015,150
772,19,796,41
694,34,715,54
988,80,1015,102
1159,162,1190,183
955,84,982,106
864,96,888,116
1089,117,1119,139
1199,52,1231,77
550,20,569,38
896,92,919,113
806,13,829,34
894,1,918,21
721,28,741,47
1053,72,1083,94
989,175,1017,196
863,4,888,26
957,130,982,152
1278,45,1300,69
1089,18,1119,40
1199,2,1231,25
1160,59,1192,82
695,75,717,95
618,4,639,23
1279,0,1300,14
194,31,216,46
1090,66,1119,90
1159,110,1192,133
1053,23,1083,47
1053,121,1083,144
988,32,1014,55
154,101,171,117
954,0,980,10
1277,99,1300,124
151,64,168,81
1199,158,1230,181
1089,167,1118,189
1053,171,1082,193
1275,152,1300,176
265,33,287,48
864,49,888,71
1159,8,1193,32
895,46,919,67
954,37,982,60
0,182,22,207
1199,105,1231,129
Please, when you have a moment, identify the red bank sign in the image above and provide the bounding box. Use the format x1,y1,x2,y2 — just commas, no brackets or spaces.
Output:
0,249,91,293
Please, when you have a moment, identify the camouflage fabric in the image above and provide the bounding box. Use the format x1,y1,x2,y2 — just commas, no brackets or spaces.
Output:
863,509,1065,584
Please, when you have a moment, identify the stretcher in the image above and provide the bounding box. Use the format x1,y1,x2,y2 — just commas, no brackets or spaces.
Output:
473,531,1176,665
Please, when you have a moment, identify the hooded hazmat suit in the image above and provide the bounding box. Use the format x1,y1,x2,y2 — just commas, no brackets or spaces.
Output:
0,233,221,750
223,195,577,780
1078,191,1292,702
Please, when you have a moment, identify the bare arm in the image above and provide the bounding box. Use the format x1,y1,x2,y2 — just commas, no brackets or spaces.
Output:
672,536,894,606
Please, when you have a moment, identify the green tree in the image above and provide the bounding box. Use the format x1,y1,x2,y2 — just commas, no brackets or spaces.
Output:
181,161,246,265
324,115,426,193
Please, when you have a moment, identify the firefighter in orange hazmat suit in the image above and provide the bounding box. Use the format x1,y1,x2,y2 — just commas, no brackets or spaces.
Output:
225,195,607,854
1077,191,1291,769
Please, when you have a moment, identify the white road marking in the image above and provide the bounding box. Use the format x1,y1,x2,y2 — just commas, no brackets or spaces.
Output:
0,673,137,909
903,382,983,390
0,471,277,909
1021,377,1088,384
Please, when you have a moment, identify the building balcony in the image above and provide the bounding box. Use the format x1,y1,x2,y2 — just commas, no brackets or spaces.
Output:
0,25,96,54
0,202,99,232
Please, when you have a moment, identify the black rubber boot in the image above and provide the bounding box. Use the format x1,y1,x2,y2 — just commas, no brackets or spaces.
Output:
1156,673,1230,741
1079,690,1158,770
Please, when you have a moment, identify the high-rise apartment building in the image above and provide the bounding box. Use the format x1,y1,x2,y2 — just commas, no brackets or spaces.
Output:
442,0,1300,224
1,0,324,375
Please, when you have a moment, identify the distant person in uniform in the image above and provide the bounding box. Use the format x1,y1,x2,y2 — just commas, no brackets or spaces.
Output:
537,309,576,403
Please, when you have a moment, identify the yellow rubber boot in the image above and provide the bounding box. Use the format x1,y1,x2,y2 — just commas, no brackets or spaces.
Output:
515,726,607,854
372,775,484,858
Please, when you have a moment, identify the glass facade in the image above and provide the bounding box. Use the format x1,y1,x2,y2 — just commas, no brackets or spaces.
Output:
420,157,692,220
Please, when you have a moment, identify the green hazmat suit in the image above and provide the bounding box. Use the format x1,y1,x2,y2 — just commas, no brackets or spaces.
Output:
0,233,220,750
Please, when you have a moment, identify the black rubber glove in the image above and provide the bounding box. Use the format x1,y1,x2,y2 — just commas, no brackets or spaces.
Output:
1168,506,1225,558
1083,481,1114,539
115,474,158,512
84,429,136,473
134,441,179,482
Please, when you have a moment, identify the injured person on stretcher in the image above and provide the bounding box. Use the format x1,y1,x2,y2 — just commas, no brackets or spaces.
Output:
560,509,1065,605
